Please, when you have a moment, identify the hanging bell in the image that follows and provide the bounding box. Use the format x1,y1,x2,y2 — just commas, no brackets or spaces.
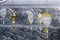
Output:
42,12,52,38
37,12,42,30
26,11,34,25
37,12,42,25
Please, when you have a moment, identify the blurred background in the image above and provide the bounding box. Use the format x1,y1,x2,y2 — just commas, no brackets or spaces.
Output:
0,0,60,40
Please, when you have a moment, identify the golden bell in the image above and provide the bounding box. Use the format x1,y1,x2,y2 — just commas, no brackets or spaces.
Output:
9,11,18,24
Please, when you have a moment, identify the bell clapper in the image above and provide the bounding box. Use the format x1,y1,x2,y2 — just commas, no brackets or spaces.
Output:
45,27,48,38
13,24,17,34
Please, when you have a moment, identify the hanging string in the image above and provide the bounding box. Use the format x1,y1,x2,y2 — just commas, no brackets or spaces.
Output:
45,0,48,14
12,0,14,7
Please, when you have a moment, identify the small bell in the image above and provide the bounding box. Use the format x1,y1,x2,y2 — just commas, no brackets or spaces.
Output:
26,11,34,25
